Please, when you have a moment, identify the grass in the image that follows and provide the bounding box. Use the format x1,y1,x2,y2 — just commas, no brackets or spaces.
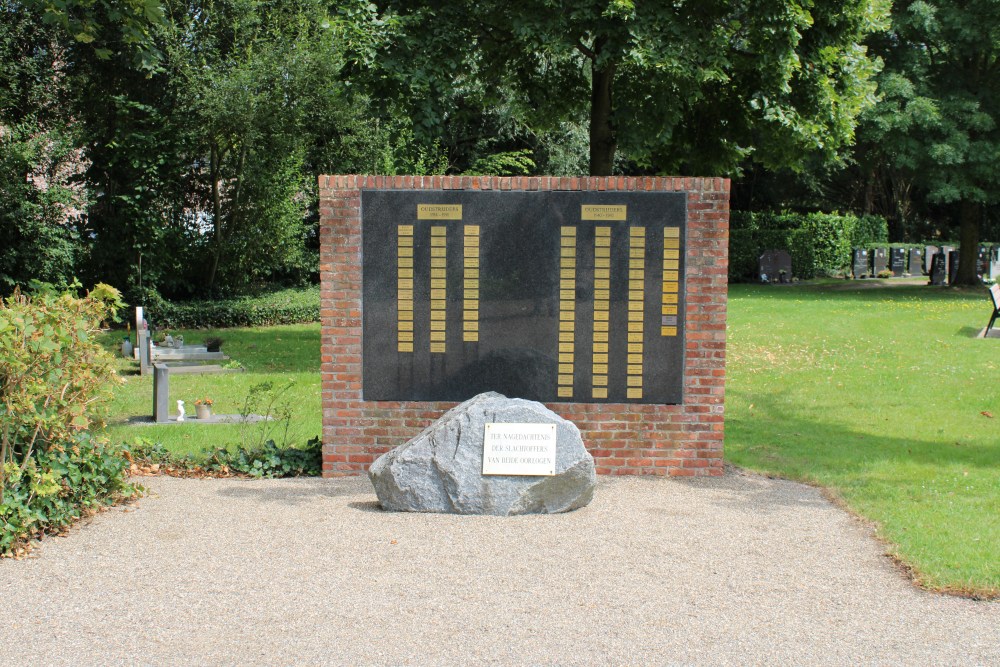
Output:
726,279,1000,597
96,280,1000,596
99,324,320,458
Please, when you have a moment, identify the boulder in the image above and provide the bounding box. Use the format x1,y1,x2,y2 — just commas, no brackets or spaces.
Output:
368,392,595,515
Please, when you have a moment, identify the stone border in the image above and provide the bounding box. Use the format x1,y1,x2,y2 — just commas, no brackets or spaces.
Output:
319,175,729,477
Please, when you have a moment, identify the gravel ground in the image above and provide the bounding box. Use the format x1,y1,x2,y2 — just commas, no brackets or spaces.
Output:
1,470,997,666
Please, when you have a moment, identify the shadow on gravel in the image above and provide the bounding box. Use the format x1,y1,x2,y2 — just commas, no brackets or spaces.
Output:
215,478,366,503
348,501,384,513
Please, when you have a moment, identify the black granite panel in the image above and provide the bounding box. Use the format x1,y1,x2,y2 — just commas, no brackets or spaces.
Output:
890,247,906,276
361,190,688,404
852,248,870,278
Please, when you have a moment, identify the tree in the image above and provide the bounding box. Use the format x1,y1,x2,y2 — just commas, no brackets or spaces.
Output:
862,0,1000,285
375,0,887,176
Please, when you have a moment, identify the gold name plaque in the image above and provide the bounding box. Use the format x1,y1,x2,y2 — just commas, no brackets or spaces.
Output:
417,204,463,220
581,205,627,221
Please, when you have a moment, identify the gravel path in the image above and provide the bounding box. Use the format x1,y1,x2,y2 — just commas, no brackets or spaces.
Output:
1,470,997,666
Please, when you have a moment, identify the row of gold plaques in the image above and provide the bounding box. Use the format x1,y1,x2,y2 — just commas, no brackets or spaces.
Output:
591,226,611,399
558,226,577,398
463,226,480,342
429,226,447,353
396,225,415,352
661,227,680,336
626,227,646,399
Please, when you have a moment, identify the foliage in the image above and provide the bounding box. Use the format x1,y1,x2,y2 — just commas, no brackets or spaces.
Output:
0,284,138,555
0,124,84,291
144,287,320,329
729,211,889,280
376,0,889,175
128,436,322,478
860,0,1000,283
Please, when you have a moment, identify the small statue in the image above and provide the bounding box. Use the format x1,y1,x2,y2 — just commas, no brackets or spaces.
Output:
177,400,185,422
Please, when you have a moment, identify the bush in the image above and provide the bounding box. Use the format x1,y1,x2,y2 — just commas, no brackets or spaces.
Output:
0,284,139,555
730,211,889,281
129,437,322,479
144,286,320,329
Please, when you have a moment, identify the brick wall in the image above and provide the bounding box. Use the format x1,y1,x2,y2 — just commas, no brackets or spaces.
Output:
319,175,729,477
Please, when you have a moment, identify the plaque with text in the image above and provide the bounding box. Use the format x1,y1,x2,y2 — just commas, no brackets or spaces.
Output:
482,423,557,476
362,190,687,403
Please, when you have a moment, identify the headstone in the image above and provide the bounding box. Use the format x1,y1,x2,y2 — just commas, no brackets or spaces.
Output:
924,245,939,274
871,247,888,276
852,248,870,279
908,248,924,275
139,332,152,375
368,392,596,515
930,251,948,286
977,245,999,280
889,247,906,277
153,363,170,422
940,245,955,281
758,249,792,283
949,249,960,285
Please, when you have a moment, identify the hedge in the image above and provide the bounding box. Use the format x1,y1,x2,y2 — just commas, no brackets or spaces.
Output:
143,286,320,329
730,212,889,281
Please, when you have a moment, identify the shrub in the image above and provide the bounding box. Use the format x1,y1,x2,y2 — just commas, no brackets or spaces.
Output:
0,284,139,555
144,286,320,329
730,212,889,281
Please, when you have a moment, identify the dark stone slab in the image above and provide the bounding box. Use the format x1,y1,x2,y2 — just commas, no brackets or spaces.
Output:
758,249,792,283
924,245,938,274
949,249,960,284
908,248,924,275
871,247,888,275
852,248,870,279
930,252,948,285
890,247,906,277
361,190,687,404
977,245,999,280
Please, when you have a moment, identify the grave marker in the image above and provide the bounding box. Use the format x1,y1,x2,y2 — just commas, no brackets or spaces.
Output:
758,249,792,283
890,247,906,277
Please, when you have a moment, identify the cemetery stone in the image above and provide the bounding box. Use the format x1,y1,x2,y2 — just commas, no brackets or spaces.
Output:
924,245,939,274
871,247,888,275
852,248,870,279
930,252,948,286
949,250,960,285
759,249,792,283
890,247,906,277
368,392,596,515
908,248,924,275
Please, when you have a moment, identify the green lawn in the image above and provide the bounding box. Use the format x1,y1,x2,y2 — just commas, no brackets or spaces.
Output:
726,281,1000,597
98,282,1000,596
100,324,321,457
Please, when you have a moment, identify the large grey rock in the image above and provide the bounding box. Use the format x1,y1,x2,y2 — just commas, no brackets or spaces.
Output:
369,392,596,515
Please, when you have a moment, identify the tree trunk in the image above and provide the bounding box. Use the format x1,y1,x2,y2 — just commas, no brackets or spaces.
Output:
955,199,981,286
589,58,617,176
207,142,224,292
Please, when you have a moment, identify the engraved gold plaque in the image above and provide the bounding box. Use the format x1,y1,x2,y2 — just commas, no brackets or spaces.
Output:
592,375,608,386
430,289,446,299
559,364,574,375
558,375,574,386
418,204,462,220
557,387,573,398
464,332,479,342
464,225,480,235
398,320,414,331
628,343,643,353
592,364,608,375
398,225,414,236
661,326,678,336
581,205,627,221
561,226,577,235
593,343,608,353
628,321,643,332
430,331,446,342
559,342,575,352
627,388,643,399
559,331,574,342
430,342,447,353
593,331,608,342
594,321,609,332
627,376,643,387
628,354,643,365
398,342,414,353
398,331,414,342
430,247,446,258
592,387,608,398
430,320,445,331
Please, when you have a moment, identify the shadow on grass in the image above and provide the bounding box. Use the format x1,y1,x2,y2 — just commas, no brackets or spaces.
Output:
197,326,320,374
726,390,1000,478
730,282,988,305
